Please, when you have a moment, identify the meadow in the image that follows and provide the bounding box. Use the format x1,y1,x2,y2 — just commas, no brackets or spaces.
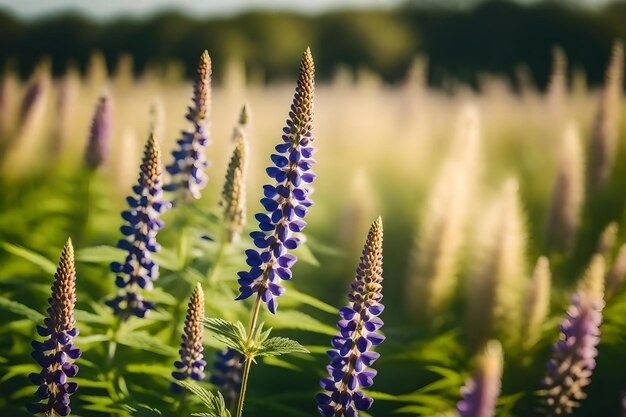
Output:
0,43,625,417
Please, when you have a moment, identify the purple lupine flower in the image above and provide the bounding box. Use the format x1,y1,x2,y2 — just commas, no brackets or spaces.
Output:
235,48,316,314
316,217,384,417
106,134,171,320
18,75,45,129
172,284,206,388
164,51,211,201
210,348,244,409
457,340,503,417
27,239,81,416
84,94,112,170
543,255,605,416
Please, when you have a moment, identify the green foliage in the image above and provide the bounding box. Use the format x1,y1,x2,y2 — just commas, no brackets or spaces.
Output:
256,337,309,357
179,381,231,417
1,242,57,274
125,404,163,417
203,318,248,352
0,295,44,321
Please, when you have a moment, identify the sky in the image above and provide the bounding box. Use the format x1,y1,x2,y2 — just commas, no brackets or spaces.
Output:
0,0,614,20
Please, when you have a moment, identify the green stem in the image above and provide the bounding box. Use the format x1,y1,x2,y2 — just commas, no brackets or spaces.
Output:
177,389,188,417
236,295,262,417
169,227,192,345
105,316,123,369
77,169,96,246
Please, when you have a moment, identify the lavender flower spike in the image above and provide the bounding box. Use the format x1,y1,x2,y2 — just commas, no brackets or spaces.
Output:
457,340,503,417
106,133,171,320
210,348,244,408
84,94,112,170
316,217,384,417
27,239,81,416
236,48,316,314
172,284,206,385
543,254,605,416
165,50,212,201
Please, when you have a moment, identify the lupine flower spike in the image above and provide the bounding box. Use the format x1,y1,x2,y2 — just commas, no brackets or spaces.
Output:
587,41,624,190
457,340,503,417
520,256,551,349
210,348,244,409
165,50,212,201
172,284,206,387
231,104,249,143
27,239,81,416
84,94,112,170
544,255,605,416
236,47,316,313
106,133,171,319
221,107,249,243
316,217,384,417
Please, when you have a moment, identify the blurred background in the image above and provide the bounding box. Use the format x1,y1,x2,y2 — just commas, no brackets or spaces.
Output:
1,0,625,87
2,1,626,416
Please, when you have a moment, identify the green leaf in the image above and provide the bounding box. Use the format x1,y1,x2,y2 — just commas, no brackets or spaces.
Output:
203,318,247,352
292,243,320,266
153,246,182,271
74,309,113,325
0,296,44,322
285,288,337,314
117,332,178,356
76,245,125,264
1,242,57,274
125,363,173,378
75,334,111,344
263,356,301,371
124,405,163,417
266,310,336,335
179,381,231,417
257,337,309,357
0,363,39,383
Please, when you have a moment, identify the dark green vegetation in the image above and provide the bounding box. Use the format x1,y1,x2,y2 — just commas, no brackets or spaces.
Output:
1,0,626,87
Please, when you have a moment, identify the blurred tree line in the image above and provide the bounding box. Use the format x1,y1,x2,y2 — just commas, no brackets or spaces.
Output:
1,0,626,88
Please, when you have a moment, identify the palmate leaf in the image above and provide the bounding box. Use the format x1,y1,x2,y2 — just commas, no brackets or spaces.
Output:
256,337,309,357
0,295,44,322
1,242,57,274
203,318,247,352
179,380,231,417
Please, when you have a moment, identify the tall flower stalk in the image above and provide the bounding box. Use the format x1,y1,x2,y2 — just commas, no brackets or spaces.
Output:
457,340,503,417
587,41,624,190
407,105,480,323
546,123,584,253
27,239,81,417
316,217,384,417
106,133,171,320
520,256,551,350
221,107,249,243
234,47,315,417
84,94,112,171
207,106,250,284
165,50,212,202
172,284,206,390
543,255,605,416
468,179,527,348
